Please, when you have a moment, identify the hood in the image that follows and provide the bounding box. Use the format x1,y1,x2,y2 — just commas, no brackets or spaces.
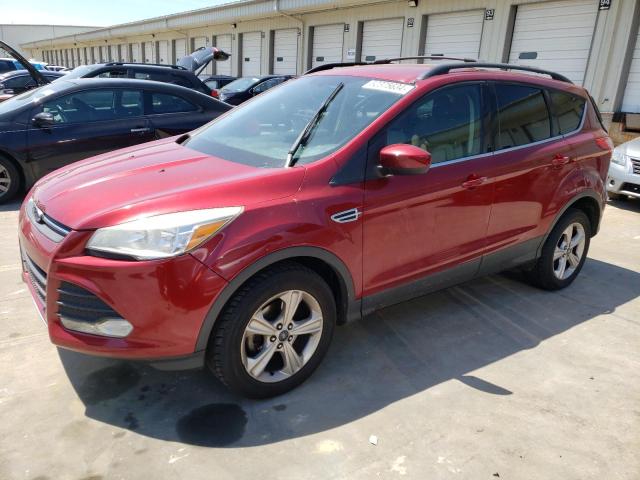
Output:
0,41,48,87
32,137,305,230
177,46,231,74
617,136,640,157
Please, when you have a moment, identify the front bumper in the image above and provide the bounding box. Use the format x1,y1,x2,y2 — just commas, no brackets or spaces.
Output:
607,160,640,199
19,201,228,363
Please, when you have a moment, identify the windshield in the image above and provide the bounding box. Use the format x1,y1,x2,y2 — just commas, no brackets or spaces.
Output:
220,77,261,92
0,81,69,115
60,64,99,80
184,75,413,168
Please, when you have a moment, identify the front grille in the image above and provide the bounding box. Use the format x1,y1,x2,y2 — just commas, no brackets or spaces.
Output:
27,200,71,242
57,282,124,324
22,251,47,305
630,157,640,175
620,182,640,195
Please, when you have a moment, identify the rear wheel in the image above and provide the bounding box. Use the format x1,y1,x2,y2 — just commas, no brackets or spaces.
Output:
0,156,20,204
525,209,591,290
206,262,336,398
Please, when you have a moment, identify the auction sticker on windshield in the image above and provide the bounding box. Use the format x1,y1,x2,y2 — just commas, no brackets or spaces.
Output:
362,80,414,95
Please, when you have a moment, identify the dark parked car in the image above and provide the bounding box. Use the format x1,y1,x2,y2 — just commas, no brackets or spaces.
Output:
198,74,236,97
0,70,66,99
218,75,293,105
0,78,230,202
19,59,611,398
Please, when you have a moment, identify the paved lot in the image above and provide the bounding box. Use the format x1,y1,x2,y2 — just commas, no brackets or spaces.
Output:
1,198,639,480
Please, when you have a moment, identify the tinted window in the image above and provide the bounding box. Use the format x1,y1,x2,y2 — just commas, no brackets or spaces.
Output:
495,84,551,150
386,83,483,164
550,90,585,135
169,74,192,88
4,75,34,89
134,71,171,83
96,69,127,78
150,92,197,114
42,89,143,123
0,60,16,73
253,77,285,94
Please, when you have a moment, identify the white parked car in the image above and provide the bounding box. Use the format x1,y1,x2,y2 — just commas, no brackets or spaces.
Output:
608,137,640,199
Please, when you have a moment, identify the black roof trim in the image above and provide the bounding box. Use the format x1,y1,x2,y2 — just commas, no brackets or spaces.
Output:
420,62,573,83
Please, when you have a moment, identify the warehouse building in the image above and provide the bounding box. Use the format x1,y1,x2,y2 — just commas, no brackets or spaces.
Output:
19,0,640,141
0,24,97,58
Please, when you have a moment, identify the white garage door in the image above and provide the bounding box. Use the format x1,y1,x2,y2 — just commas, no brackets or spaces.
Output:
174,38,187,64
273,28,298,74
423,10,484,59
215,34,232,75
109,45,118,62
75,48,82,66
622,28,640,113
361,18,404,62
157,41,169,64
131,43,141,63
242,32,262,76
312,24,344,68
508,0,598,85
143,42,155,63
119,44,129,62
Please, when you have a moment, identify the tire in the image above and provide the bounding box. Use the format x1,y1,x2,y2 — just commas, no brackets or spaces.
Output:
206,262,336,398
0,156,20,204
525,208,591,290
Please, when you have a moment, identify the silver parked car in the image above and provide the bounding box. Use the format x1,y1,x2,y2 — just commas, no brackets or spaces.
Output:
608,136,640,200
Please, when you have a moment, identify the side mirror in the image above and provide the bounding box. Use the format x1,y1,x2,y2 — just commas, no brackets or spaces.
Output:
33,112,55,127
379,144,432,176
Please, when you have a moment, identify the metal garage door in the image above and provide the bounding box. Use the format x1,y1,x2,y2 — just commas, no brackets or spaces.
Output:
508,0,598,85
143,42,155,63
312,24,344,68
423,10,484,59
361,18,403,62
119,44,129,62
131,43,141,63
273,28,298,74
215,34,232,75
109,45,118,62
157,41,169,64
174,38,187,63
622,28,640,113
242,32,262,76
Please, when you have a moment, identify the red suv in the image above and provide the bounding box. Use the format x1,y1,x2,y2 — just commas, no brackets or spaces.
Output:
19,59,612,398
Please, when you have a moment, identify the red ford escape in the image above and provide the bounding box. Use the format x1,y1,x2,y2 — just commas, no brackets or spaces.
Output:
19,59,612,398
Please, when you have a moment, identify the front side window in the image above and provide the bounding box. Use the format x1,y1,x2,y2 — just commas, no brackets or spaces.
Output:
385,83,483,164
42,89,143,123
4,75,34,89
550,90,585,135
184,76,412,168
494,84,551,150
150,92,197,114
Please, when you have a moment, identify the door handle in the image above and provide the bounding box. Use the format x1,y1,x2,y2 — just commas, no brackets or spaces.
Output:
131,127,151,133
461,175,488,189
551,154,572,167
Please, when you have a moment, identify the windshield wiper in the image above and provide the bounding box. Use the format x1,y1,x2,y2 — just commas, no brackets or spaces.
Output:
285,82,344,167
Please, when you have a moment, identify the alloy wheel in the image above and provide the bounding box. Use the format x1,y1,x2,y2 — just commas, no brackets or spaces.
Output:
0,164,11,195
553,222,586,280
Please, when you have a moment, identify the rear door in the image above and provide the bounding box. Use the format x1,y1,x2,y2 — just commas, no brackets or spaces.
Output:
144,89,216,137
362,82,493,304
26,88,153,179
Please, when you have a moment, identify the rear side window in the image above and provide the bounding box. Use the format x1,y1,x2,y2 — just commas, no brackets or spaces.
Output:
549,90,585,135
150,92,197,114
96,69,128,79
494,84,551,150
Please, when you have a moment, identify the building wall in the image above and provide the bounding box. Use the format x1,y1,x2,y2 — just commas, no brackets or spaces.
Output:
19,0,640,121
0,24,97,58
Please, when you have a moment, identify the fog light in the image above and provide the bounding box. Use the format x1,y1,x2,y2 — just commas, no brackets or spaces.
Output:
60,316,133,338
609,179,615,186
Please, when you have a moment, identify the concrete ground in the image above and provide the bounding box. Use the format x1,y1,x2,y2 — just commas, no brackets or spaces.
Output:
1,198,639,480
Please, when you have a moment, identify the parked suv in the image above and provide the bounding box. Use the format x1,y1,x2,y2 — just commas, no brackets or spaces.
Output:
607,136,640,200
62,63,212,95
20,59,612,398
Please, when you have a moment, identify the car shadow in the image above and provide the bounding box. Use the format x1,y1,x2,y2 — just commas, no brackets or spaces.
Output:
58,257,640,448
0,199,22,212
607,196,640,212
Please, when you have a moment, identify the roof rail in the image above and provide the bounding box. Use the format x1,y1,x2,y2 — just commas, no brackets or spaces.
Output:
304,62,369,75
420,62,573,83
104,62,188,70
373,55,477,64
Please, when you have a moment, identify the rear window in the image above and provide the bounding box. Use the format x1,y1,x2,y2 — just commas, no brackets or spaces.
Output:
494,84,551,150
550,90,585,135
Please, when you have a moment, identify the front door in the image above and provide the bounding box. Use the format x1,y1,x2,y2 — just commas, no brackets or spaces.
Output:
27,88,154,180
362,82,493,310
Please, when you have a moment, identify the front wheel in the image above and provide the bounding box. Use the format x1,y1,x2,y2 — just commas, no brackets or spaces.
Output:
0,156,20,204
525,209,591,290
206,262,336,398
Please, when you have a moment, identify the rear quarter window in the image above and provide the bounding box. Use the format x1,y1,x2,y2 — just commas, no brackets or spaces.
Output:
150,92,198,114
549,90,586,135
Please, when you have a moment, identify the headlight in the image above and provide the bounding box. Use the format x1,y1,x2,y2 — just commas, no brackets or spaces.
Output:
87,207,243,260
611,149,627,166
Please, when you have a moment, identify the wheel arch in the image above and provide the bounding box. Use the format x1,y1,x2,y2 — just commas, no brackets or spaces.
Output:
194,246,360,352
0,148,28,192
